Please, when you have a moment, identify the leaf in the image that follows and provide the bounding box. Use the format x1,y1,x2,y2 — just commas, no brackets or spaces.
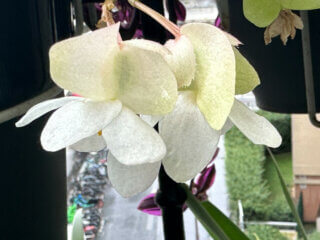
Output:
243,0,320,28
233,48,260,95
202,201,250,240
281,0,320,10
266,148,308,240
243,0,281,28
72,209,84,240
181,184,229,240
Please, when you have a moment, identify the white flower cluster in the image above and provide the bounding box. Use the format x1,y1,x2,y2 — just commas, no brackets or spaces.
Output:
17,17,281,197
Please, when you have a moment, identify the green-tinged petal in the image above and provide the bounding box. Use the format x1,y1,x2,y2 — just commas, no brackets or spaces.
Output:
225,32,243,46
234,48,260,95
281,0,320,10
243,0,281,27
229,99,282,147
70,134,106,152
115,44,178,115
102,107,166,165
160,91,220,182
181,23,236,130
16,96,84,127
107,153,161,197
49,24,120,101
125,37,196,89
41,100,122,151
165,36,196,88
123,39,170,56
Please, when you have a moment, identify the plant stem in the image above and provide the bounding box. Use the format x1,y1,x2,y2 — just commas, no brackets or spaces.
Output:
155,166,187,240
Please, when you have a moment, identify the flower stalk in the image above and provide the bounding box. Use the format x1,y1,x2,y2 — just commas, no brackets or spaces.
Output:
155,166,187,240
128,0,181,38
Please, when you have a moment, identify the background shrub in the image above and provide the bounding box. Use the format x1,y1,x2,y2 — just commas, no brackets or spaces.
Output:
308,231,320,240
246,225,288,240
225,127,269,220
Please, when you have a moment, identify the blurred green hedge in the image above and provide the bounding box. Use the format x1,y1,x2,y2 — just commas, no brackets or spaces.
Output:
246,225,288,240
225,110,292,221
308,231,320,240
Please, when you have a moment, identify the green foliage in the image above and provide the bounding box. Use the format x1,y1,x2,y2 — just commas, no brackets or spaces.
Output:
225,111,292,221
267,149,307,240
264,153,294,221
308,231,320,240
225,127,269,220
243,0,320,28
297,193,304,222
246,225,288,240
68,203,77,223
182,184,251,240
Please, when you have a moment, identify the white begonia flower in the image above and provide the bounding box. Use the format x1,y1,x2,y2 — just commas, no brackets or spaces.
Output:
100,2,283,194
109,21,235,187
135,19,280,185
159,23,280,182
16,23,182,197
93,3,282,195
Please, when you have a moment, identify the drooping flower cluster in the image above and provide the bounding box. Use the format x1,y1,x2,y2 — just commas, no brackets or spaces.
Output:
17,1,282,198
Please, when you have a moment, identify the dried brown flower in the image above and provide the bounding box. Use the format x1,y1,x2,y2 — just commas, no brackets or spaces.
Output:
264,9,303,45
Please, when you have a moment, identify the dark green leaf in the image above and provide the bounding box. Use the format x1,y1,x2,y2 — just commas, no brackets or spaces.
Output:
266,147,308,240
202,201,250,240
181,184,229,240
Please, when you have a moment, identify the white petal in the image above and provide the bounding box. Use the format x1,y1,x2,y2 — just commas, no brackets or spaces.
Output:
159,91,220,182
16,97,84,127
220,118,234,135
140,115,163,127
107,153,161,197
70,134,107,152
102,107,166,165
41,100,122,151
229,99,282,148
